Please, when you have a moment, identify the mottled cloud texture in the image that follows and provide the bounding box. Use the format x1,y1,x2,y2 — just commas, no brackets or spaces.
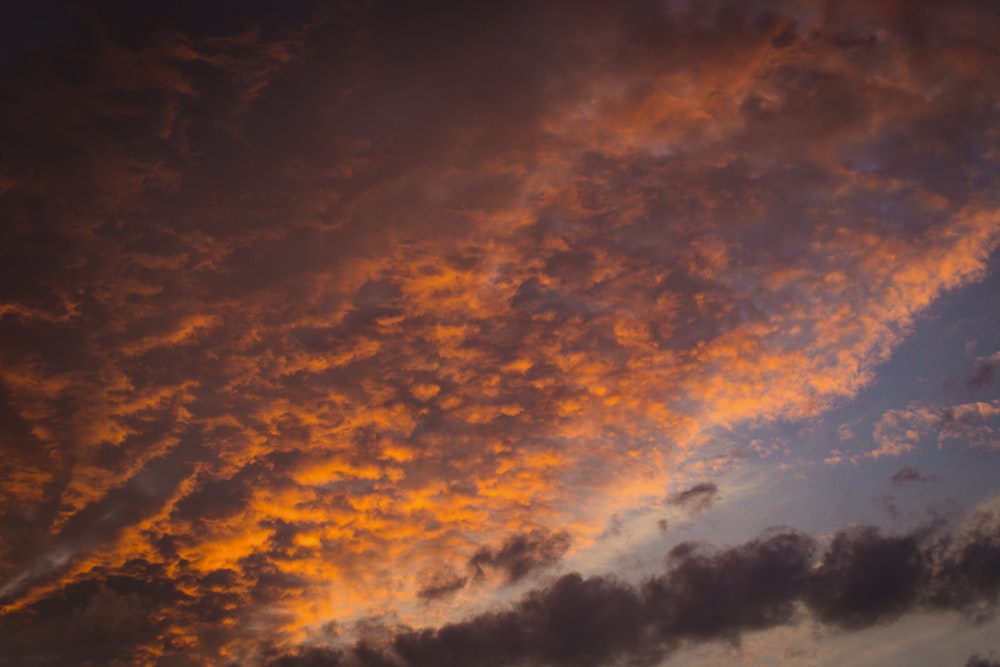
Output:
2,0,1000,664
266,511,1000,667
872,400,1000,457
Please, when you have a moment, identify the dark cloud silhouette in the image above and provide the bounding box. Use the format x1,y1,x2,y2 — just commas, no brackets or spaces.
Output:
667,482,720,514
806,526,924,629
265,516,1000,667
470,528,572,585
0,555,317,666
966,655,1000,667
0,562,186,666
944,353,1000,394
967,360,997,392
891,466,937,487
267,647,348,667
645,531,815,642
416,569,468,602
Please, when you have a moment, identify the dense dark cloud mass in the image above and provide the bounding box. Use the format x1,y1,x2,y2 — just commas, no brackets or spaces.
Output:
265,515,1000,667
966,655,1000,667
2,0,1000,664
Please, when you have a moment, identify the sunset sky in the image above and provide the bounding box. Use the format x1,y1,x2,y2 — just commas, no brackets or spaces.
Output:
2,1,1000,665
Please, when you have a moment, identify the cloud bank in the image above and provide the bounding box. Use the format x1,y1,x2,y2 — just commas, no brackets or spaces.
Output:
266,511,1000,667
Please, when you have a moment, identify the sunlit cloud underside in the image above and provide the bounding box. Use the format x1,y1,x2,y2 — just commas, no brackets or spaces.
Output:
1,1,999,665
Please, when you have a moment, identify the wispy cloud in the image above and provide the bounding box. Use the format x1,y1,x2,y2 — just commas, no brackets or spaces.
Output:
667,482,721,514
891,466,938,488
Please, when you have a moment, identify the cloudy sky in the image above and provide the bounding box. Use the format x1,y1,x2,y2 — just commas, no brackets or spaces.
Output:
2,1,1000,665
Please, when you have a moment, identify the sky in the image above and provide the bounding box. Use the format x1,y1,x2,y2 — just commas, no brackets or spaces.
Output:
1,0,1000,665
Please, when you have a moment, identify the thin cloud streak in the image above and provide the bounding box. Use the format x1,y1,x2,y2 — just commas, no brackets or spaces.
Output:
667,482,721,514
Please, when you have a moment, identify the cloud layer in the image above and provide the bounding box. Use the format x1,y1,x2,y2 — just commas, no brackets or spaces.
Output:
266,510,1000,667
3,510,998,667
1,0,1000,664
873,400,1000,458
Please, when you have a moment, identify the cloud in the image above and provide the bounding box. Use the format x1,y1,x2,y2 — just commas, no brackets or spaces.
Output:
871,406,940,458
667,482,721,514
470,528,572,585
806,526,925,629
948,351,1000,395
416,568,468,602
263,514,1000,667
872,401,1000,457
940,402,1000,451
891,466,938,487
2,0,1000,663
966,356,998,392
966,655,1000,667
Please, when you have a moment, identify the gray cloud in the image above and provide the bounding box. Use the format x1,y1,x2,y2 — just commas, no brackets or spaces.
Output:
470,528,572,585
416,569,468,602
265,514,1000,667
891,466,937,487
967,362,996,392
667,482,720,514
966,655,1000,667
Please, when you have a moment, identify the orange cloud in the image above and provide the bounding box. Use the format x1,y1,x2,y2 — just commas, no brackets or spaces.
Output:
2,1,1000,663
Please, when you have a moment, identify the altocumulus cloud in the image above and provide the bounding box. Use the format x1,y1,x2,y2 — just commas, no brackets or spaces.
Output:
1,0,1000,664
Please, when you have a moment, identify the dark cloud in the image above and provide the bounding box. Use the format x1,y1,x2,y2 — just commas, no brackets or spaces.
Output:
891,466,937,487
256,512,1000,667
0,562,187,666
948,356,1000,395
416,569,468,602
877,494,901,522
0,554,317,666
267,647,347,667
470,528,572,585
171,464,267,524
645,531,816,642
967,361,997,392
263,516,1000,667
667,482,720,514
966,655,1000,667
806,526,925,629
